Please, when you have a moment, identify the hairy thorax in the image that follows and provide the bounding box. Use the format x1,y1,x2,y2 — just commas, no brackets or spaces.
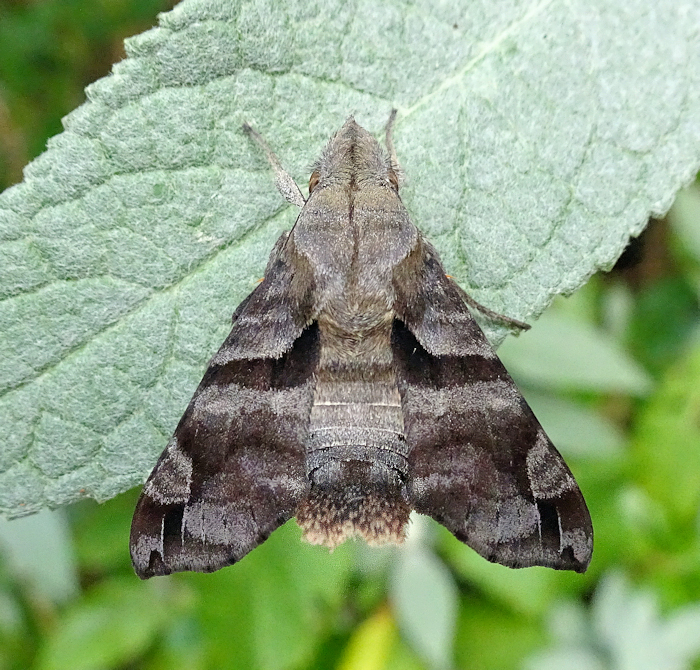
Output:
316,297,393,363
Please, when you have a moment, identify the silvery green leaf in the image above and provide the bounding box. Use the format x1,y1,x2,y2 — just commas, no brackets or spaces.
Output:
1,0,698,514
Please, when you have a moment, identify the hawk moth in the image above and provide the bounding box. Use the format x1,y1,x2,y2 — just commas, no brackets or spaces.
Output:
130,113,593,578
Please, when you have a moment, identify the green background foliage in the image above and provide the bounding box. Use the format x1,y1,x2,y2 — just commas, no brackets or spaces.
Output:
1,1,700,669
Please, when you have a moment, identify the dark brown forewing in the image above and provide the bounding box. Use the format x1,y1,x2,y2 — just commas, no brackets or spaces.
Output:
213,232,316,362
130,324,319,578
391,244,593,572
392,236,498,358
131,233,319,578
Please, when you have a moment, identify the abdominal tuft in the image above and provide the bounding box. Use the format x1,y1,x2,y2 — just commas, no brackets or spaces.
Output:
296,482,410,549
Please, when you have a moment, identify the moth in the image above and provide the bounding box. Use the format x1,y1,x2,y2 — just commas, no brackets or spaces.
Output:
130,112,593,578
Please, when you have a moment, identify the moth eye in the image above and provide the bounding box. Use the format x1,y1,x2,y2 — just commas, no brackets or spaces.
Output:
308,171,320,193
388,169,399,191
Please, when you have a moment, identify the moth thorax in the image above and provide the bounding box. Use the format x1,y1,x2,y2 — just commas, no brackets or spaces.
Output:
296,460,410,549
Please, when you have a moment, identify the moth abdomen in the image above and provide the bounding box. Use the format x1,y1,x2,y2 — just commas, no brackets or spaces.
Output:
301,361,412,547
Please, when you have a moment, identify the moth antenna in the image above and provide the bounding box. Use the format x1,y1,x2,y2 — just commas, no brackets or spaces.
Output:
384,109,404,185
242,123,306,209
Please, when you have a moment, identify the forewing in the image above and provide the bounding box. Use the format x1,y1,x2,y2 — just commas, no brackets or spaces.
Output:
131,234,319,578
393,236,495,358
392,243,593,572
213,232,316,362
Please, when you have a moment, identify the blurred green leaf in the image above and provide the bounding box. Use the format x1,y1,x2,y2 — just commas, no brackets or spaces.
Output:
70,490,140,574
499,311,653,395
456,596,545,670
441,529,580,618
34,577,189,670
626,277,700,375
523,390,625,458
633,337,700,522
0,580,32,670
595,572,700,670
385,636,427,670
337,605,396,670
0,509,78,603
668,183,700,266
390,547,458,670
147,616,206,670
187,521,354,670
525,648,604,670
526,572,700,670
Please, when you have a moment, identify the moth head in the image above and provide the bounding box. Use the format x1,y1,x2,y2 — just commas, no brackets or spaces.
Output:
311,117,398,191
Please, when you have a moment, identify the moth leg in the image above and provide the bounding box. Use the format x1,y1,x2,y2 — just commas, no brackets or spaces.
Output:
384,109,404,186
243,123,306,208
453,283,530,332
